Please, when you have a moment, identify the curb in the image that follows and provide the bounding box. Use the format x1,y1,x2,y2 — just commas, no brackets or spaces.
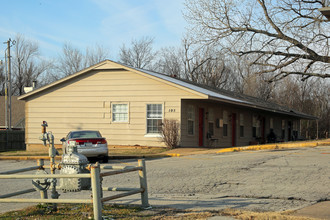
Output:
166,153,181,157
108,154,170,160
0,156,62,161
217,141,330,154
0,154,171,161
0,141,328,160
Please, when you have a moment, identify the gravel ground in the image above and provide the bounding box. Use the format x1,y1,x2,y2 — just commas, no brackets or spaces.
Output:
0,146,329,214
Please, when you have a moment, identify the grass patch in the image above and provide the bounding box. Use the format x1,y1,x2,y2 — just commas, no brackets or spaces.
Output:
221,209,319,220
109,147,168,156
0,204,216,220
0,148,167,157
0,150,50,156
0,205,319,220
0,204,142,220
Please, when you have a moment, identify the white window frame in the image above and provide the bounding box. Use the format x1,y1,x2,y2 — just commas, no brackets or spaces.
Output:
223,110,228,137
240,113,244,138
282,120,286,130
252,115,260,137
111,103,129,123
293,120,298,131
187,105,195,135
145,103,163,137
270,118,274,129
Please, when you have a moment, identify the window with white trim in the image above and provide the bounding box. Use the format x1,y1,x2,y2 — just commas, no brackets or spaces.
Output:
281,120,286,139
240,113,244,137
208,109,214,137
293,120,298,140
187,105,195,135
146,104,163,134
223,110,228,137
208,109,214,121
112,103,128,122
270,118,274,129
252,115,260,137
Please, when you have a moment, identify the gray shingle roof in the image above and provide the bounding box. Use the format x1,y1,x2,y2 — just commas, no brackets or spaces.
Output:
126,64,317,120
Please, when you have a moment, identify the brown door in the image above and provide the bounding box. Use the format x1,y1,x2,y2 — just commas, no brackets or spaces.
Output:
231,113,236,146
199,108,204,147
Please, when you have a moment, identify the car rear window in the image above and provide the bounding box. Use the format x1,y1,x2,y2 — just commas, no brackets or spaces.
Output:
70,131,101,139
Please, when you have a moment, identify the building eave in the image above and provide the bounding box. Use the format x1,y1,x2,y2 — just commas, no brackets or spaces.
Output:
208,96,318,120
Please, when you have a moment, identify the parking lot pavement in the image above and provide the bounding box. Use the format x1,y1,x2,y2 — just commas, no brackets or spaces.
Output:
0,146,329,218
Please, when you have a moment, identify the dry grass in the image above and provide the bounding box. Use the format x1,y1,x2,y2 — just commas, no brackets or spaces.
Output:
0,147,167,157
0,150,52,156
0,205,320,220
109,147,167,156
0,204,217,220
221,209,320,220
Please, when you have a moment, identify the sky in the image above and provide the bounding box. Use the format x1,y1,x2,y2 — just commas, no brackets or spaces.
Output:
0,0,187,61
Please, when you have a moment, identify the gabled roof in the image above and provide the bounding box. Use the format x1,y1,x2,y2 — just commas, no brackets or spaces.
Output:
18,60,317,120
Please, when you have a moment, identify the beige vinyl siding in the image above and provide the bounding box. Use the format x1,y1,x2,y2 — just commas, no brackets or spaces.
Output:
25,69,203,149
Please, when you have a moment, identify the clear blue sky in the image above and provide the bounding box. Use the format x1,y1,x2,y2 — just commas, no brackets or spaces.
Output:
0,0,187,61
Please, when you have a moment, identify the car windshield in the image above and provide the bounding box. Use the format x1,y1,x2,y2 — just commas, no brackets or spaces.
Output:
69,131,101,139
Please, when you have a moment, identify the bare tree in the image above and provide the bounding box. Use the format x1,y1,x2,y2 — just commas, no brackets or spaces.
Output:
161,119,180,149
154,38,238,90
56,43,109,79
228,53,277,100
154,46,183,76
272,77,329,139
119,36,156,69
12,34,50,95
181,38,235,89
85,44,109,67
57,43,84,77
184,0,330,81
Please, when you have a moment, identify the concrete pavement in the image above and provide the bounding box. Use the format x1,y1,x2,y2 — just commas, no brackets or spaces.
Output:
0,139,329,219
292,201,330,219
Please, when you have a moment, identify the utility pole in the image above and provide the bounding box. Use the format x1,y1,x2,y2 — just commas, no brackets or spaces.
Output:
0,60,6,130
4,38,15,130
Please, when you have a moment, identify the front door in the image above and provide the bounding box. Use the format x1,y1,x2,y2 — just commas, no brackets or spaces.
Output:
231,113,236,146
198,108,204,146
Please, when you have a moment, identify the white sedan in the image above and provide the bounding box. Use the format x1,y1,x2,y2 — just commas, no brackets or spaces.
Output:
60,130,109,163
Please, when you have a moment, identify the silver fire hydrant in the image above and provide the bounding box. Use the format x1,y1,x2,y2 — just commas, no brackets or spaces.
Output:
60,141,91,192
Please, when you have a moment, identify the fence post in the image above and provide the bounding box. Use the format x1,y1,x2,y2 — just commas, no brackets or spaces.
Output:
91,163,102,220
37,159,48,201
138,159,150,208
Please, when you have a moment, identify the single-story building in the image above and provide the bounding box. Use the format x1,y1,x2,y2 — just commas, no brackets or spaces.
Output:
0,96,25,130
18,60,316,151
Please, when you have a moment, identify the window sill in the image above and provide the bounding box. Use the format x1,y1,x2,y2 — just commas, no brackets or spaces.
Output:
144,134,162,138
111,121,129,124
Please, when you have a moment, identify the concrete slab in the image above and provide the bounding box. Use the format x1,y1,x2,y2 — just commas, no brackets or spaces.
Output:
292,201,330,219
